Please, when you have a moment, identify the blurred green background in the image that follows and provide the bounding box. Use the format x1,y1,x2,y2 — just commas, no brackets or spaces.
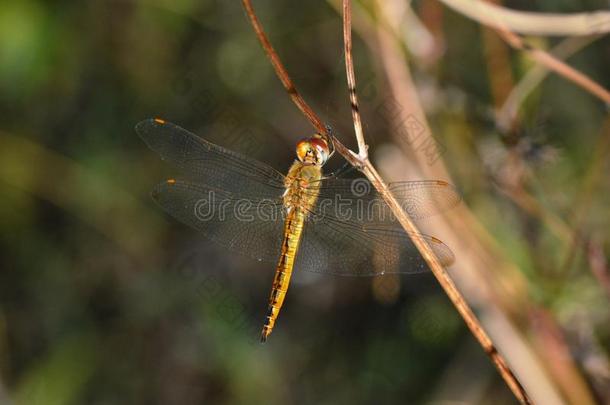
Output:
1,1,609,404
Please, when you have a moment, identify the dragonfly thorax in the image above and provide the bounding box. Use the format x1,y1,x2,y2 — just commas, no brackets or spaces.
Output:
283,161,323,213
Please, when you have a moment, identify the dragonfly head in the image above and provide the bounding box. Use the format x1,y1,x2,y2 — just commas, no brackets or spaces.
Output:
296,135,330,166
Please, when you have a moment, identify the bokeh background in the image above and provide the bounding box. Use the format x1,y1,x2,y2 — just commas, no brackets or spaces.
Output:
1,0,609,404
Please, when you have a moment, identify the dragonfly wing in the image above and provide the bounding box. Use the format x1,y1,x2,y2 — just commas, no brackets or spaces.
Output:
136,118,286,198
296,215,454,276
295,176,458,276
153,178,285,262
311,178,461,221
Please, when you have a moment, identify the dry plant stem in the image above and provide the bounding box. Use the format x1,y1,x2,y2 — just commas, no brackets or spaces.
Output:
333,140,533,404
438,0,610,36
440,0,610,106
341,1,531,403
342,0,367,159
241,0,326,135
497,28,610,105
242,0,532,402
498,35,601,131
370,2,592,402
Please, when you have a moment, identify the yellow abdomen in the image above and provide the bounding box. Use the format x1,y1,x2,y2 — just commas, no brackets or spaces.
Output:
260,161,322,342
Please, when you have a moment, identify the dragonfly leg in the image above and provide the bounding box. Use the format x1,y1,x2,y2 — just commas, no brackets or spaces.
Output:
323,161,355,179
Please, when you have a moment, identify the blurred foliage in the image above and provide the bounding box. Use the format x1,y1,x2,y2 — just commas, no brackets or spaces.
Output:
0,0,609,404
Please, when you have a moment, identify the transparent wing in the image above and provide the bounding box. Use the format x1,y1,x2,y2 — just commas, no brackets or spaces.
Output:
136,118,286,198
138,119,289,262
307,178,461,221
138,118,458,275
294,177,459,276
152,179,285,262
296,217,454,276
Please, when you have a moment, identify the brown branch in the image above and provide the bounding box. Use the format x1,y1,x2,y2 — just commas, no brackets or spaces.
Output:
437,0,610,106
241,0,326,135
496,28,610,105
342,0,367,159
347,2,594,402
497,35,602,131
438,0,610,36
243,0,533,402
341,1,532,403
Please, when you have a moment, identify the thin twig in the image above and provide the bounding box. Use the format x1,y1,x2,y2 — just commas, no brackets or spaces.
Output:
347,3,591,402
342,0,367,159
242,1,533,402
496,28,610,105
438,0,610,36
437,0,610,106
341,1,532,403
355,165,533,405
241,0,326,135
497,35,602,131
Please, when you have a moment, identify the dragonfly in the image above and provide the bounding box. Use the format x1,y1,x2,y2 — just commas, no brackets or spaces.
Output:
136,118,460,342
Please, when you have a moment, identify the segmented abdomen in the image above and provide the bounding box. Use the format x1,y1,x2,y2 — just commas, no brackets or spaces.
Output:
260,208,306,342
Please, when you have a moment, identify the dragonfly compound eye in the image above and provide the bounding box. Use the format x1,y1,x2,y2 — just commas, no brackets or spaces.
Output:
296,137,329,166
